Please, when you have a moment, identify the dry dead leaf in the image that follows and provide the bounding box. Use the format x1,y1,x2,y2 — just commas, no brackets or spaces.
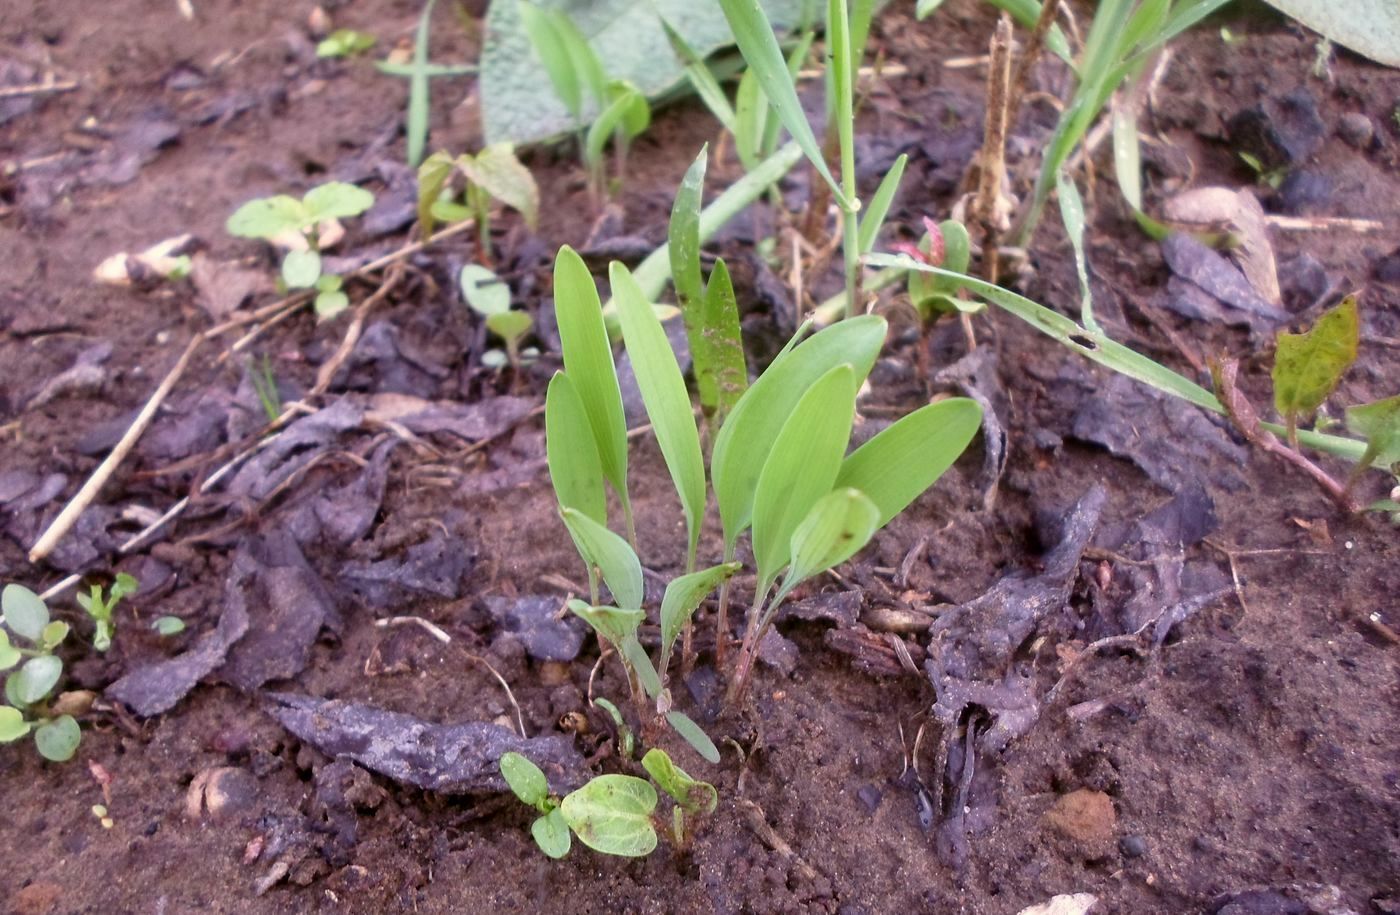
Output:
1164,186,1280,304
1015,894,1098,915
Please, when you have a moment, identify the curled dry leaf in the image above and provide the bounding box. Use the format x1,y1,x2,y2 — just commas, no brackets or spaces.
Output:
1163,186,1280,305
93,234,196,285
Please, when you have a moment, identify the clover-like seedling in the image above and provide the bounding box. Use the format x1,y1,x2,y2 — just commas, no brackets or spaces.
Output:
1,584,82,762
500,751,571,858
642,748,717,850
459,264,537,371
75,572,138,653
226,181,375,319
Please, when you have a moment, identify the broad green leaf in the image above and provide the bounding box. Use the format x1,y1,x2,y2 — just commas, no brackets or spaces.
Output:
546,373,607,524
0,706,29,742
621,634,662,698
1055,171,1096,331
1257,0,1400,67
0,631,19,670
486,311,533,346
658,563,742,668
560,774,657,857
226,196,307,239
698,259,749,423
500,751,551,807
779,488,880,600
664,710,721,764
670,147,706,350
460,264,512,316
314,290,350,319
835,398,983,527
663,24,737,132
611,262,706,565
532,808,572,858
303,182,375,222
712,315,886,552
10,655,62,705
751,364,858,595
554,247,630,509
857,154,907,254
458,143,540,230
1273,295,1360,436
554,10,609,109
642,748,718,813
1346,395,1400,469
718,0,843,203
560,510,643,609
518,1,582,118
281,249,322,289
566,600,645,649
34,715,80,762
416,151,456,240
3,584,48,642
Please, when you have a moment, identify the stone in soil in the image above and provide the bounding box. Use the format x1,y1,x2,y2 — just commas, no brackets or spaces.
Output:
1042,788,1117,859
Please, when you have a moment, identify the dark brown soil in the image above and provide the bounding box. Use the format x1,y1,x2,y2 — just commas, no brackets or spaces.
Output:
2,1,1398,914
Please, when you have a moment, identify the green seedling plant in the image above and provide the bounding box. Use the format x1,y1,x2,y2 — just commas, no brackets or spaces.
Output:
316,29,376,58
500,748,716,859
376,0,475,167
226,181,376,319
1,585,82,762
250,354,283,424
459,264,537,370
75,572,137,653
418,144,539,261
584,80,650,201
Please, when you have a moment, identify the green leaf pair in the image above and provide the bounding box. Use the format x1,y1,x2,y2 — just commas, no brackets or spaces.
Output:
460,264,537,369
417,144,540,246
2,584,82,762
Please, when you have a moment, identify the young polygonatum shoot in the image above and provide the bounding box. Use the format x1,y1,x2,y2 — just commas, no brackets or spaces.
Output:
657,562,742,676
560,774,658,857
1273,294,1360,442
1346,394,1400,471
565,600,644,651
641,748,718,815
776,488,881,605
560,512,643,610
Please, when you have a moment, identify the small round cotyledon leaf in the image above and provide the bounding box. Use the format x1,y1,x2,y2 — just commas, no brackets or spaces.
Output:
532,808,572,858
3,584,50,643
486,310,533,344
0,631,20,671
40,620,69,651
302,182,375,222
560,774,657,857
11,655,62,705
152,616,187,637
34,715,80,762
0,706,29,742
315,290,350,319
500,751,550,807
281,249,322,289
460,264,512,316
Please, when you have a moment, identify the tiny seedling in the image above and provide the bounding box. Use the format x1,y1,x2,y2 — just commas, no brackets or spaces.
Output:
1238,151,1287,190
583,80,650,200
250,354,282,423
459,264,537,370
1,584,82,762
500,750,572,858
375,0,475,166
641,748,717,850
226,181,376,319
418,144,539,261
316,29,376,58
74,572,138,653
151,616,186,637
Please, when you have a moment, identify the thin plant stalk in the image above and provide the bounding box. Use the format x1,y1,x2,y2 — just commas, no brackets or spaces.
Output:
830,0,862,318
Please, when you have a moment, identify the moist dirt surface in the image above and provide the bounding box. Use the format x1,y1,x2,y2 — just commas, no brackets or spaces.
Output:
2,1,1399,913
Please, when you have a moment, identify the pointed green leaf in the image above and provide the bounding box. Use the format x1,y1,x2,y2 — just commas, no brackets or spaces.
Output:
751,364,858,594
642,748,718,813
664,710,721,764
1273,295,1360,433
1056,170,1096,331
567,599,644,652
303,182,375,222
34,715,80,762
152,616,186,637
1346,394,1400,469
621,634,662,698
315,290,349,319
417,151,456,240
458,143,540,230
532,808,572,858
670,147,706,343
712,315,886,552
3,584,49,643
697,259,749,423
732,68,767,169
500,751,551,807
560,510,643,610
404,0,437,167
835,398,983,527
553,10,608,109
226,195,307,239
663,24,736,132
0,706,29,742
546,373,607,525
585,83,650,171
611,262,706,565
486,310,533,346
281,249,322,289
717,0,843,203
0,631,19,671
857,154,907,254
780,488,880,599
658,563,742,668
519,2,581,118
560,774,657,857
460,264,511,315
10,655,62,705
554,247,630,505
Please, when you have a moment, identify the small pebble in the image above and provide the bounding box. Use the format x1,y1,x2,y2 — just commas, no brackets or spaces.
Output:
856,784,882,814
1119,834,1148,858
1337,112,1374,149
1276,168,1332,215
1373,247,1400,284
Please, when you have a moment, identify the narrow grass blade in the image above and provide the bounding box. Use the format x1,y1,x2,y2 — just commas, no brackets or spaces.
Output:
1055,170,1097,333
663,23,736,132
750,364,857,595
712,315,886,552
664,710,721,764
553,11,607,109
406,0,438,167
621,634,662,698
834,398,982,526
561,509,643,610
699,259,749,422
519,2,581,118
733,69,766,169
777,487,880,601
717,0,845,203
554,247,630,507
762,30,815,158
611,262,706,565
857,153,907,254
546,372,606,524
984,0,1073,63
566,599,645,651
658,562,741,669
669,146,706,325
